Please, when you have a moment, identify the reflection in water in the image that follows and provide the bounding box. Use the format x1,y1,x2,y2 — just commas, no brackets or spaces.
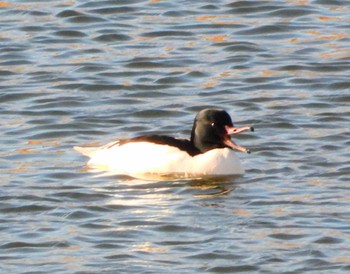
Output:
91,168,240,198
188,176,240,198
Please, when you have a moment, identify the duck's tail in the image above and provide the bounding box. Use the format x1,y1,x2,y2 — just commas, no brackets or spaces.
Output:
74,140,120,157
74,146,99,157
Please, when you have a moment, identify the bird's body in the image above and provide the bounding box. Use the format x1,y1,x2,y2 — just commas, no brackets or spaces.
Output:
75,140,244,178
75,108,253,179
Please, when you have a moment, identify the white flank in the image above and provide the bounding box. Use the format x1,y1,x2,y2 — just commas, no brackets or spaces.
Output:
74,141,244,178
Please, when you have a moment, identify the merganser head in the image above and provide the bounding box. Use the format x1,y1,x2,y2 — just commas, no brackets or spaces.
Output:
191,108,253,154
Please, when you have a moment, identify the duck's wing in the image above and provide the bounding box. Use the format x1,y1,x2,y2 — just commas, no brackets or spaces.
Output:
119,135,200,156
74,135,200,158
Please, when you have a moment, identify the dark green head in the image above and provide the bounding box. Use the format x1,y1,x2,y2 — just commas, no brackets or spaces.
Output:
190,108,252,154
190,109,233,152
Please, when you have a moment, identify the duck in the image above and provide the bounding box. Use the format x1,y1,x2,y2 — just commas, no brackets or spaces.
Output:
74,108,254,179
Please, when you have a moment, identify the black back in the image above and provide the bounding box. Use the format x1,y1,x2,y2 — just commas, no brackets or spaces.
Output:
119,109,234,156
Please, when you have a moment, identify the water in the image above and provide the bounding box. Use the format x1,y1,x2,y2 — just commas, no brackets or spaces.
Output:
1,0,350,272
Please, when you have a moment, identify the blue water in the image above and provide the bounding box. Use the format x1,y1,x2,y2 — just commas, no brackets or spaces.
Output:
1,0,350,273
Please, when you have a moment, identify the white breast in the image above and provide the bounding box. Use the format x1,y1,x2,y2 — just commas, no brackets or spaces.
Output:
76,142,244,178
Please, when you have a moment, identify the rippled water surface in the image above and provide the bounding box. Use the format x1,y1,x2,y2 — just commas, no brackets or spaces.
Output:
1,0,350,272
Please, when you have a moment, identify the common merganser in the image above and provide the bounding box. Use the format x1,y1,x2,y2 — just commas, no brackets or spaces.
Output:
74,108,254,178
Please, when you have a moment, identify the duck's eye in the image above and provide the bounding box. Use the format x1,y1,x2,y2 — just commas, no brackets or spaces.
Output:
211,123,215,127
